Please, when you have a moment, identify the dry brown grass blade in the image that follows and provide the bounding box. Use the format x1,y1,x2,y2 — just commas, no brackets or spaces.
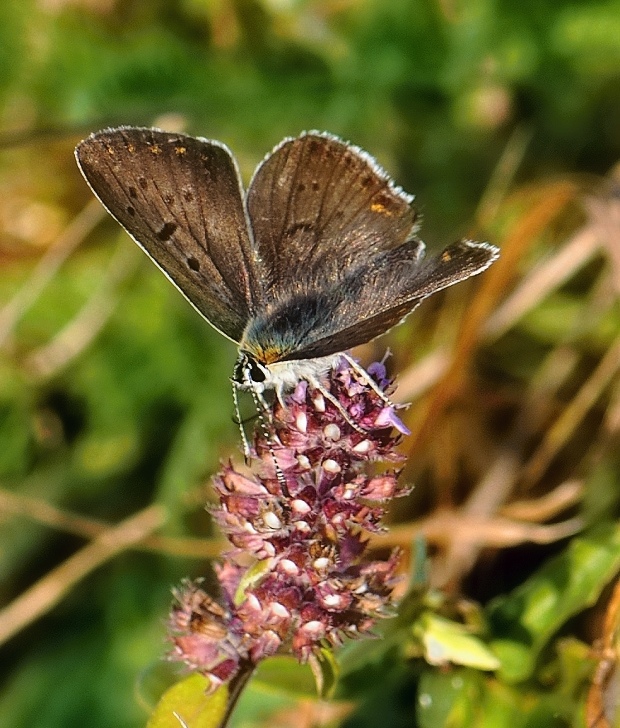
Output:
406,180,579,456
522,334,620,488
372,508,582,551
425,342,582,587
394,347,450,403
475,124,533,230
501,479,584,522
599,380,620,446
585,162,620,294
0,487,223,559
0,503,166,646
484,225,600,340
394,227,596,408
395,180,602,407
390,127,531,405
585,576,620,728
486,168,620,340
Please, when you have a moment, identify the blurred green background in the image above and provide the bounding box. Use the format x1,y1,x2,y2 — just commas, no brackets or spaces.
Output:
1,1,620,727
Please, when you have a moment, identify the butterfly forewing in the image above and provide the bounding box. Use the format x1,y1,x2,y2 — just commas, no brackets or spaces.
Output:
245,133,420,294
75,127,260,343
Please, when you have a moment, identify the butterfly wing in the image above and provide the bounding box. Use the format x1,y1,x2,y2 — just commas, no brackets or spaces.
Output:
245,132,422,294
277,239,499,360
76,127,261,343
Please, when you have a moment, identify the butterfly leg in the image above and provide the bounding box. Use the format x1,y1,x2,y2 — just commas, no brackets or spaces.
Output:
247,385,290,496
231,380,253,461
341,353,397,408
309,378,368,437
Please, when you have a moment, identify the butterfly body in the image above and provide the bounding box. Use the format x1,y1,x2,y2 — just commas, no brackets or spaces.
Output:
233,352,341,398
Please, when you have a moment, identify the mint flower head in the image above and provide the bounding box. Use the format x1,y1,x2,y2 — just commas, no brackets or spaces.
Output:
168,358,410,691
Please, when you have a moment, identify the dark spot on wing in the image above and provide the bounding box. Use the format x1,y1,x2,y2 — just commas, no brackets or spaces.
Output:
187,256,200,272
311,180,320,191
183,189,194,203
138,177,148,190
126,205,135,216
128,186,137,199
157,221,177,241
297,182,306,192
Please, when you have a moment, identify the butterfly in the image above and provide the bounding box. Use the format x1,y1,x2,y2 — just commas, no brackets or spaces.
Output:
75,128,498,452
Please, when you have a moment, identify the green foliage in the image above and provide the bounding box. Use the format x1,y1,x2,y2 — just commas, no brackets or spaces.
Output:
338,530,620,727
147,674,227,728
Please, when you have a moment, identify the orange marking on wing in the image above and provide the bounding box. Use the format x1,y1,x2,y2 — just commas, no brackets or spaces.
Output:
370,202,392,216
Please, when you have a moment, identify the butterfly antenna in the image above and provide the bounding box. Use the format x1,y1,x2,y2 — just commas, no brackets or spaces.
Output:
247,385,290,497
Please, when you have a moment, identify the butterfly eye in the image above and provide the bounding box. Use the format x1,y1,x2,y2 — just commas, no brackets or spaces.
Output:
232,353,266,387
248,358,266,383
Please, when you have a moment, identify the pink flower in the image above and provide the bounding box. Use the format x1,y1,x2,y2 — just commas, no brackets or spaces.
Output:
168,358,409,690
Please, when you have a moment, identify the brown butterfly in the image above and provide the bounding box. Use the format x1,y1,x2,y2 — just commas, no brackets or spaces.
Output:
76,128,498,451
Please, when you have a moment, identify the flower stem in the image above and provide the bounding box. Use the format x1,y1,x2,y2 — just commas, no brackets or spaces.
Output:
218,660,256,728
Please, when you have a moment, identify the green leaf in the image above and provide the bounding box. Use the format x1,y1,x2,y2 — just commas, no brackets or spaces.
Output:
147,674,227,728
230,657,316,725
233,559,272,606
416,668,566,728
487,524,620,682
252,656,316,699
308,647,340,699
415,613,500,671
416,669,482,728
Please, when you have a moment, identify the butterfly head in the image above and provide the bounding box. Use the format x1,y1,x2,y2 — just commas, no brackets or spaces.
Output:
232,351,270,393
